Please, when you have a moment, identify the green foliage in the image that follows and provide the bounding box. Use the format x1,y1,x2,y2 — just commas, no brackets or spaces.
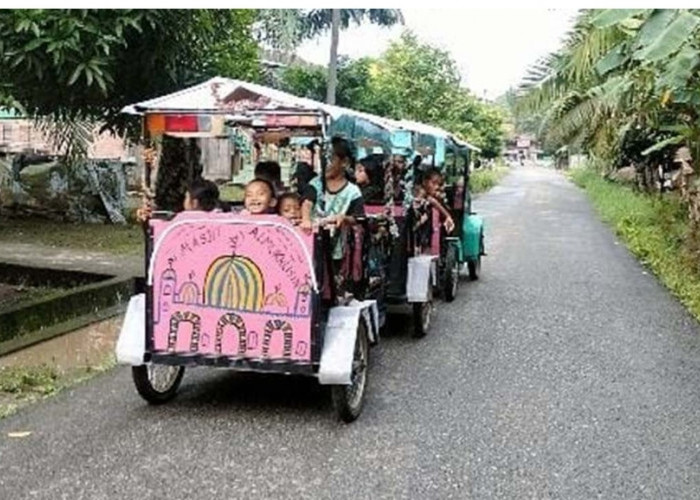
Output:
275,31,506,158
470,166,510,193
517,9,700,169
257,9,403,49
0,365,59,395
571,166,700,319
0,9,260,158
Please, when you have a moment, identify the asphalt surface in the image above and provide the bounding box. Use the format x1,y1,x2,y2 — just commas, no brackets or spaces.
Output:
3,166,700,499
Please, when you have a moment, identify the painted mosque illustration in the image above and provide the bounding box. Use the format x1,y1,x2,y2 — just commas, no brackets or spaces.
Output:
154,255,312,359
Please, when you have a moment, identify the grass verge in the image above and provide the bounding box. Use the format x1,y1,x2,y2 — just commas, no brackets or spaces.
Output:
570,167,700,321
0,217,143,255
0,355,116,419
471,166,509,194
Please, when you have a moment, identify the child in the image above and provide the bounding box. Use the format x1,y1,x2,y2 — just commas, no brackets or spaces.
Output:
278,192,301,223
411,184,431,255
300,137,365,246
254,161,284,196
242,178,277,215
355,156,384,203
300,137,364,302
422,168,455,234
184,178,220,211
136,178,220,221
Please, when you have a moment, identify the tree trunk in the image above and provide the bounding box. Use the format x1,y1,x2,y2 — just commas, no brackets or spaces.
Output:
326,9,341,105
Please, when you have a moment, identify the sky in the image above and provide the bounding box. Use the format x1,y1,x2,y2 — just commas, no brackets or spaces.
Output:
296,8,578,100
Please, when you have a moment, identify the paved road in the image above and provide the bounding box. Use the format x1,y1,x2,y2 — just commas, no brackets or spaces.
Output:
3,167,700,499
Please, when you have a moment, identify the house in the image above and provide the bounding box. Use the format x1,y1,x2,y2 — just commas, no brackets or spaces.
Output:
0,108,136,161
505,134,541,162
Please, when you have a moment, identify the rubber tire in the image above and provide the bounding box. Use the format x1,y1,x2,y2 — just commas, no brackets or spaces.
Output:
443,246,459,302
132,365,185,405
468,256,481,281
468,234,484,281
412,300,432,338
331,322,370,423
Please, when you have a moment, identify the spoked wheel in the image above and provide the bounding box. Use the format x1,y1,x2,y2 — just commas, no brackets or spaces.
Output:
443,246,459,302
331,322,369,423
132,364,185,405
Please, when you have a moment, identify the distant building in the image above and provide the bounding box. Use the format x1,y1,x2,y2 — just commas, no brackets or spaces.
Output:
505,134,541,162
0,108,135,160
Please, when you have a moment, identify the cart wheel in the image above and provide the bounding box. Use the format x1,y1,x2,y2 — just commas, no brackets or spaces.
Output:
443,246,459,302
412,299,433,338
331,321,369,423
132,364,185,405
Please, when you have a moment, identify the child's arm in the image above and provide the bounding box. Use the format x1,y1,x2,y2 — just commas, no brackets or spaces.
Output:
428,196,455,233
300,199,314,232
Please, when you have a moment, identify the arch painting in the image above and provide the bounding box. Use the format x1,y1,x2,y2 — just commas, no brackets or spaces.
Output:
167,311,202,353
215,313,247,356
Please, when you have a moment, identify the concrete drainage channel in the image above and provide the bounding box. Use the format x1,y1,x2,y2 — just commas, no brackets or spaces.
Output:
0,262,138,357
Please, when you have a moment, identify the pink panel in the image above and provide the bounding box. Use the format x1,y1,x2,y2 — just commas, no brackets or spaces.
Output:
149,212,315,362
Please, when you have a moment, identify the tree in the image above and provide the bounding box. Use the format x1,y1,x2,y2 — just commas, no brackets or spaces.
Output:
274,32,506,157
517,9,700,177
276,56,378,111
257,9,404,104
0,10,260,159
368,32,506,157
369,32,462,122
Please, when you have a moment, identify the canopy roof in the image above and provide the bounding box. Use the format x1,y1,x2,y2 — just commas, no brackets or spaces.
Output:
122,77,401,149
121,76,479,152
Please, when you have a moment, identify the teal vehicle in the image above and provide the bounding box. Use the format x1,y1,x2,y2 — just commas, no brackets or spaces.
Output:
444,135,485,281
396,121,485,303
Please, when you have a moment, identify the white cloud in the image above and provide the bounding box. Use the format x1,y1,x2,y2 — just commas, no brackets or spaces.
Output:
296,8,577,100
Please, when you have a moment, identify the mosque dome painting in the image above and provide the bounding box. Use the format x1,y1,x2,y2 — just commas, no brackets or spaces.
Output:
203,255,265,311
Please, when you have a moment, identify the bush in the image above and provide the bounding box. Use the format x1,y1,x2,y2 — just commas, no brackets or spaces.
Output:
471,165,509,194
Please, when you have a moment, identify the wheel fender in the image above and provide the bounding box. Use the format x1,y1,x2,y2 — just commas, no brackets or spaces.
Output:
463,214,484,261
406,255,437,303
318,309,357,385
116,293,146,366
318,300,378,385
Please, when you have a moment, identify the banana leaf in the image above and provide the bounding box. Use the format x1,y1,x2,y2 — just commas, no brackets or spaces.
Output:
641,134,684,156
634,11,700,62
595,43,628,76
591,9,648,28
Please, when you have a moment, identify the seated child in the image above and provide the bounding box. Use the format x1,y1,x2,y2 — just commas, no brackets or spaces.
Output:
422,168,455,234
277,192,302,224
137,178,220,221
355,156,384,203
184,178,220,212
242,178,277,215
254,161,284,196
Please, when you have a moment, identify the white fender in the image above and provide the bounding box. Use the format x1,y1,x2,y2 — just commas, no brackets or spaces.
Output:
115,293,146,366
318,300,379,385
406,255,437,303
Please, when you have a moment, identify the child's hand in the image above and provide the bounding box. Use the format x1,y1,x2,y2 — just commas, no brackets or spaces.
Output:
136,201,153,222
444,217,455,234
332,214,347,228
299,218,314,233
